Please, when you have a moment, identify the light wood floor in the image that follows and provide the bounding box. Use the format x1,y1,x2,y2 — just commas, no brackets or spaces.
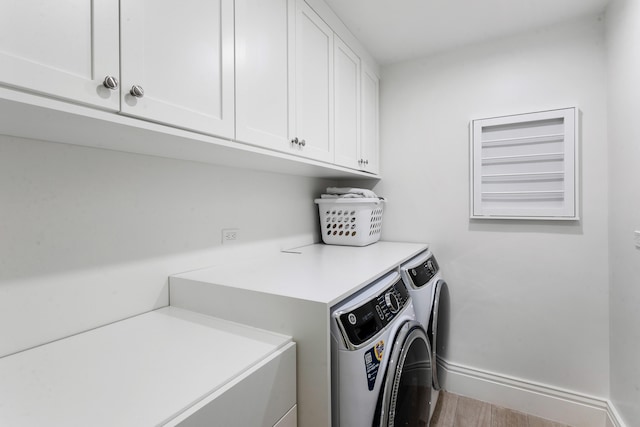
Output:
430,392,571,427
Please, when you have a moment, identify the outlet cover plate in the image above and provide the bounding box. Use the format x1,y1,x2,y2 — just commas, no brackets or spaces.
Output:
222,228,240,245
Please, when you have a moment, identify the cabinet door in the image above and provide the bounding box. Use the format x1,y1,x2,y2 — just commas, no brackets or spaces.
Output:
0,0,119,110
361,62,380,174
120,0,234,138
293,0,334,162
333,37,360,169
236,0,294,151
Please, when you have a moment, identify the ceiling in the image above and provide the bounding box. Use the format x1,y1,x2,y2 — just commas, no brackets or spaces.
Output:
323,0,611,65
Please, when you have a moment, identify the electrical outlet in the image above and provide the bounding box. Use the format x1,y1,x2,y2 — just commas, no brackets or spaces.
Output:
222,228,239,245
635,230,640,249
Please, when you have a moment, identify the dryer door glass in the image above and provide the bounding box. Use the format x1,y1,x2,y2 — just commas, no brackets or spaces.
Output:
379,323,432,426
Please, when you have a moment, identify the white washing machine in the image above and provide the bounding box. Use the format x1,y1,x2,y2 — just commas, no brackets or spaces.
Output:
400,249,449,404
330,270,433,427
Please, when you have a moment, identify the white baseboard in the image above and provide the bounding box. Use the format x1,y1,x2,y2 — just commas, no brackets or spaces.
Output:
438,358,624,427
605,400,627,427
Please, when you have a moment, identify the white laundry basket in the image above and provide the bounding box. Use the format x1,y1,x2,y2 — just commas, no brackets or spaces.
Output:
314,198,385,246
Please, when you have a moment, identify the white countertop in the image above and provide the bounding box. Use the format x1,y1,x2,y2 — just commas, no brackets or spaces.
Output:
0,307,292,427
171,241,428,306
169,241,428,427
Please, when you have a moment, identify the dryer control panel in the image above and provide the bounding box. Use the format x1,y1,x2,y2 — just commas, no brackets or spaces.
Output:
404,254,439,289
336,277,411,348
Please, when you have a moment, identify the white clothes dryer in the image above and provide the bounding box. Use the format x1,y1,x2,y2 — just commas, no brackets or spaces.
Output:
330,271,433,427
400,249,449,394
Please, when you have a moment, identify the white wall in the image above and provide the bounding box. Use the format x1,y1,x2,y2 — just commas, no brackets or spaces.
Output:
376,17,610,398
0,135,331,357
606,0,640,424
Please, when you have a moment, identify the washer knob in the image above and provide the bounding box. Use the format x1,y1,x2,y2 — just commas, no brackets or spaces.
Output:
384,291,400,314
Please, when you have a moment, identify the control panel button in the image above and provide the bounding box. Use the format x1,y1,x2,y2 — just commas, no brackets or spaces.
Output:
348,313,357,325
375,305,384,320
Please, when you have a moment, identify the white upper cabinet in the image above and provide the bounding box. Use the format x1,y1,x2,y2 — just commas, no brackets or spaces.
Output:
120,0,235,138
235,0,379,172
235,0,294,151
293,0,334,163
0,0,379,177
0,0,119,110
333,37,361,170
360,62,380,174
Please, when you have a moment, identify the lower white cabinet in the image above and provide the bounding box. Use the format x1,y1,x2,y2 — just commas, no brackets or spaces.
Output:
173,342,297,427
274,405,298,427
0,307,296,427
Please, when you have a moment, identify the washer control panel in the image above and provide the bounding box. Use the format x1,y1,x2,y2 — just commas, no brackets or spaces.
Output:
337,277,411,348
405,254,439,289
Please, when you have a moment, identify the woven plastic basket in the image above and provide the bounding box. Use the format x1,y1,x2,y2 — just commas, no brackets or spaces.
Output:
314,198,385,246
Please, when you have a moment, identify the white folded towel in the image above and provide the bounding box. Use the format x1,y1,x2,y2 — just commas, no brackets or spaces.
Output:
325,187,379,199
320,193,363,199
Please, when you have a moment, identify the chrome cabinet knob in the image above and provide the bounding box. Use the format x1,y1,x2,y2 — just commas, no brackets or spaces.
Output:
291,137,306,148
129,85,144,98
102,76,119,90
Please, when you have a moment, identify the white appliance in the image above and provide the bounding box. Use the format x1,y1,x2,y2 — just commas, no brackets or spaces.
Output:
400,249,449,397
330,270,432,426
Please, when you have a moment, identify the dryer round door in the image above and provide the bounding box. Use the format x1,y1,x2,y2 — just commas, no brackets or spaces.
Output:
429,279,448,390
377,321,432,427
